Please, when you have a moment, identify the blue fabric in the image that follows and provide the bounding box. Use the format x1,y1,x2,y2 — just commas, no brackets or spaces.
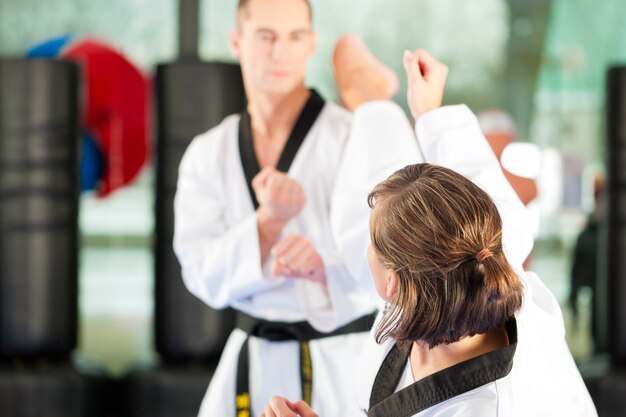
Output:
27,35,106,193
80,133,104,192
26,34,72,58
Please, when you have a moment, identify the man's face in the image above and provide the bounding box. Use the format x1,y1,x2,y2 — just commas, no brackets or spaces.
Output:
231,0,316,96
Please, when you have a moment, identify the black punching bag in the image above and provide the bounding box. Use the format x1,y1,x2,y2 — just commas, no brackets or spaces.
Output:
0,59,79,359
154,62,245,361
606,66,626,364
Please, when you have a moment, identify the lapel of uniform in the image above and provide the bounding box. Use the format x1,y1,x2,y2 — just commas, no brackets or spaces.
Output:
238,89,325,210
368,319,518,417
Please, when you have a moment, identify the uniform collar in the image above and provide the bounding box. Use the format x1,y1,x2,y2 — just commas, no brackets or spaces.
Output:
368,318,518,417
237,89,325,209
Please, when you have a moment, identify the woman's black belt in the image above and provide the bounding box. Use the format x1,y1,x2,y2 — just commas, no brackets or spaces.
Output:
235,311,375,416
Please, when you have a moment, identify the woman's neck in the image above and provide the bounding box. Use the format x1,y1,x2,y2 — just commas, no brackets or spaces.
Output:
409,327,509,382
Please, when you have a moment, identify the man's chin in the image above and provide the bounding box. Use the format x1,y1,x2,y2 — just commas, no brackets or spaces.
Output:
261,82,300,96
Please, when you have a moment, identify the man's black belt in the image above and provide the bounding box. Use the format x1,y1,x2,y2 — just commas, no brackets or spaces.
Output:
235,311,375,416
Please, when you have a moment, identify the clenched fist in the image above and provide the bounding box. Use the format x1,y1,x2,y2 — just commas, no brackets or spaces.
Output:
258,396,319,417
403,48,448,120
253,167,306,224
271,234,326,285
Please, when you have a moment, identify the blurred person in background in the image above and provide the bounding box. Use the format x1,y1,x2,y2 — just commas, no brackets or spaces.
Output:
569,174,604,352
478,110,538,206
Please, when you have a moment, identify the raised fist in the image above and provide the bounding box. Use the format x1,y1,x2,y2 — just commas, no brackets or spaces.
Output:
252,167,306,224
271,234,326,284
403,48,448,120
259,396,319,417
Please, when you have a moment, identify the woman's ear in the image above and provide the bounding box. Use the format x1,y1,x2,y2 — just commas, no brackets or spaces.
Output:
386,269,398,300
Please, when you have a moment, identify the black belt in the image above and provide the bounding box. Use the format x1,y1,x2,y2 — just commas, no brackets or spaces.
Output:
235,311,375,415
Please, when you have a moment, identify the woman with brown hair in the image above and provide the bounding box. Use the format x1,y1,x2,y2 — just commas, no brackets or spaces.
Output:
260,46,596,417
359,162,595,416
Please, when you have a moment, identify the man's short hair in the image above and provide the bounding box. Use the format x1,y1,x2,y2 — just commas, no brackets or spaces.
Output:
237,0,313,24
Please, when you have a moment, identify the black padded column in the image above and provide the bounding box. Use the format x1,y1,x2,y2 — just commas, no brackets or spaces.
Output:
0,59,79,359
124,366,215,417
606,66,626,364
154,62,245,361
179,0,200,60
0,363,107,417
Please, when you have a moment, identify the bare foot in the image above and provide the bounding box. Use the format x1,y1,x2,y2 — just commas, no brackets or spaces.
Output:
332,34,399,111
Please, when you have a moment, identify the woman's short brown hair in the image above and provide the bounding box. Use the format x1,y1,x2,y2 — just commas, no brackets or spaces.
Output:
368,163,523,348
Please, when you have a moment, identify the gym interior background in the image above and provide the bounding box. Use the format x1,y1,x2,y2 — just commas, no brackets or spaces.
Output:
1,0,626,415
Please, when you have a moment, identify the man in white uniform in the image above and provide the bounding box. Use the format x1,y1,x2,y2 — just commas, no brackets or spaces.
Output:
174,1,418,415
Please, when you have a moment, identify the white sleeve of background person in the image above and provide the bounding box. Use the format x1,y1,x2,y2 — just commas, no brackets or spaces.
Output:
331,101,424,294
415,104,534,268
173,122,279,310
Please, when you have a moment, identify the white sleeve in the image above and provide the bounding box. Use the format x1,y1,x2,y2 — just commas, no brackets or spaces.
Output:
173,139,280,309
415,104,534,266
331,101,425,292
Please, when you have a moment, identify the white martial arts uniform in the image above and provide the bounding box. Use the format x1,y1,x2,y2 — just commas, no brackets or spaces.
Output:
354,105,597,417
174,94,425,416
